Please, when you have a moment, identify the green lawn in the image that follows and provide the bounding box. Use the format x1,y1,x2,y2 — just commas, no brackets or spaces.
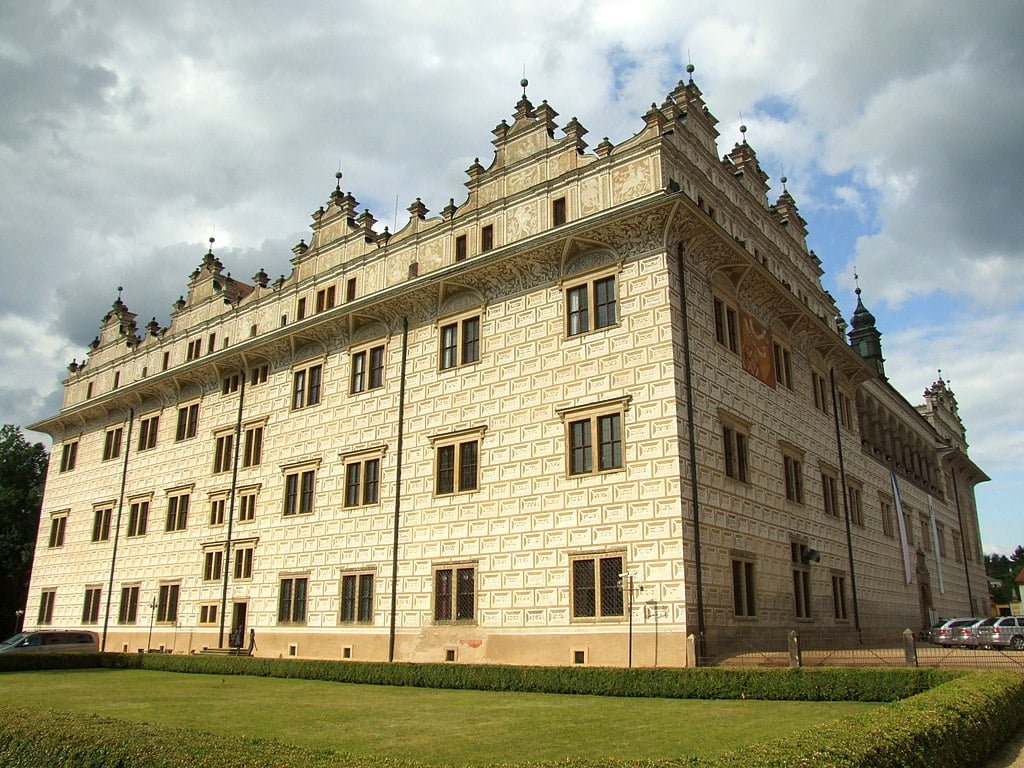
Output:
5,669,881,764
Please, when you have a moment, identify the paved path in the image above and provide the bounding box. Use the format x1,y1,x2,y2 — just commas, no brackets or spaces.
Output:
987,727,1024,768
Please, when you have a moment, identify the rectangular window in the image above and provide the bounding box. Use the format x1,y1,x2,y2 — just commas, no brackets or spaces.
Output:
204,550,223,581
566,275,617,336
213,433,234,474
346,277,357,302
278,576,308,624
48,515,67,548
234,546,253,579
722,425,749,483
221,374,240,395
552,197,566,227
315,285,336,313
713,296,739,353
82,587,102,624
832,574,848,620
113,371,120,389
921,515,932,552
732,558,756,617
238,491,256,522
838,392,855,431
186,339,202,361
344,457,381,507
209,497,226,526
207,333,216,353
296,297,307,320
904,507,915,546
783,453,804,503
243,425,263,467
250,364,269,386
162,351,170,371
175,403,199,441
881,497,895,538
812,371,829,414
848,484,864,526
91,507,112,542
118,585,139,624
773,341,793,389
199,604,219,624
433,566,476,622
156,583,180,623
952,532,963,563
936,522,947,557
439,316,481,370
341,573,374,623
351,345,385,393
791,543,812,619
455,234,467,262
38,589,55,624
102,427,123,461
165,493,189,531
572,555,624,618
59,441,78,472
292,364,323,409
127,500,149,537
283,469,316,516
435,441,479,495
822,473,839,517
480,224,493,252
138,415,159,451
568,412,623,476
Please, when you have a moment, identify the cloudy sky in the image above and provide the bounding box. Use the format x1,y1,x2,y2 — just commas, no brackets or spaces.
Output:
1,1,1021,553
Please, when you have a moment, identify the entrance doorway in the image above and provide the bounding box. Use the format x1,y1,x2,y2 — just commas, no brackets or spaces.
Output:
230,602,247,648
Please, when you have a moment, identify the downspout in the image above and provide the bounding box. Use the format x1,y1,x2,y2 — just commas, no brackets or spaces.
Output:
218,370,246,648
949,465,975,612
829,369,861,632
388,317,409,662
102,408,134,651
676,245,707,661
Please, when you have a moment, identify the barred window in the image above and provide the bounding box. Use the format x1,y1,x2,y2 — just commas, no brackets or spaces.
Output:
434,565,476,622
340,573,374,623
571,554,624,618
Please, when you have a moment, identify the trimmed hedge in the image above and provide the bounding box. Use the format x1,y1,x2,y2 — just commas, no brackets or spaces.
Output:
96,653,955,702
2,655,1018,768
712,670,1024,768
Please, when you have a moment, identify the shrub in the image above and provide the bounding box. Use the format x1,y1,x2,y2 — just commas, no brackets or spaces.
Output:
101,653,955,702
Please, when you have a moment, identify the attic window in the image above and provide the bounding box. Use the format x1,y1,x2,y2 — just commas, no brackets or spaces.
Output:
346,278,357,302
408,262,419,279
481,225,494,253
297,298,307,321
552,198,566,227
455,235,467,262
162,352,170,371
207,333,216,353
87,382,94,399
113,371,120,389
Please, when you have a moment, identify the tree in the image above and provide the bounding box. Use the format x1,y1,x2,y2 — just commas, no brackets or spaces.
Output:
0,425,48,638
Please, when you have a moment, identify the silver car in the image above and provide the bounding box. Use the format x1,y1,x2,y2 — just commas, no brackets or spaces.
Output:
929,617,984,647
976,616,1024,650
0,630,98,654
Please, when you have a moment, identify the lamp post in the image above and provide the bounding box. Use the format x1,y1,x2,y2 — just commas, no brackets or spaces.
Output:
644,599,661,668
147,597,157,652
619,571,644,668
14,609,24,633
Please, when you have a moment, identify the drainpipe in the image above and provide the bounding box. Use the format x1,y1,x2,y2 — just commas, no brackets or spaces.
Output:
949,464,975,612
388,317,409,662
676,245,707,661
218,370,246,648
102,408,134,651
830,369,861,632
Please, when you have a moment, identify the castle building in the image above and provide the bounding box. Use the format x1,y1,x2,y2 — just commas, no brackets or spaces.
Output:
26,71,989,666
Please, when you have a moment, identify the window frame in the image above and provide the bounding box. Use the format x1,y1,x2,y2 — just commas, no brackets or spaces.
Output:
82,586,102,624
480,224,494,253
48,512,68,548
832,573,849,621
237,486,259,522
731,555,757,618
59,440,78,472
137,414,159,451
213,431,235,474
340,571,375,624
821,469,839,517
291,362,324,410
791,541,813,619
91,505,113,542
552,196,567,227
781,445,805,504
277,574,310,625
430,428,485,497
102,426,123,462
341,447,385,508
847,481,864,526
880,494,895,538
250,364,269,386
156,582,180,623
558,397,629,478
570,552,626,621
432,563,477,624
712,294,740,354
350,343,386,394
242,422,264,468
454,233,468,262
233,544,254,580
563,267,619,338
315,285,336,314
165,491,191,532
175,402,199,442
721,417,750,484
811,370,830,414
118,584,140,625
127,497,150,537
203,548,224,582
282,461,319,517
437,312,482,371
38,589,56,624
773,340,793,390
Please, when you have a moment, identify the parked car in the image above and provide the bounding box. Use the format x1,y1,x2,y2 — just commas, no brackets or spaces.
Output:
928,617,984,647
0,630,98,654
976,616,1024,650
